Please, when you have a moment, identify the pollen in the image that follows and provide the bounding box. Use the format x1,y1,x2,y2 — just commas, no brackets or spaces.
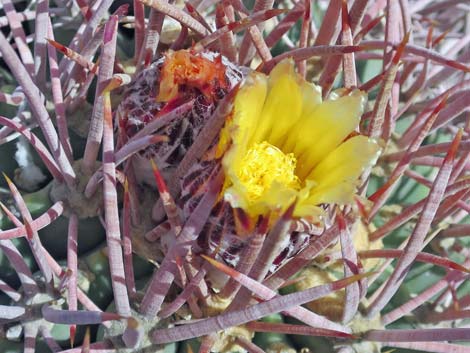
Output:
237,141,301,202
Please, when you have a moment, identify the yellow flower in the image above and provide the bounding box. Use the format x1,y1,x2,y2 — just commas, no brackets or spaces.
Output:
220,59,381,220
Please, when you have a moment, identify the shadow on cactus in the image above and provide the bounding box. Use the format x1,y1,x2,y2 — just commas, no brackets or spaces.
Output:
1,1,470,353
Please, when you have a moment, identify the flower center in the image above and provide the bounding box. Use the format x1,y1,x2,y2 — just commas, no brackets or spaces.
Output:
237,141,301,202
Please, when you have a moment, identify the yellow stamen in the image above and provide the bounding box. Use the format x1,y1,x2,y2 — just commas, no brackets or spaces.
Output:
237,141,300,202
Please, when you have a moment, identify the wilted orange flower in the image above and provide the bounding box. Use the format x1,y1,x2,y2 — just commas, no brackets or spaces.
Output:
157,49,228,103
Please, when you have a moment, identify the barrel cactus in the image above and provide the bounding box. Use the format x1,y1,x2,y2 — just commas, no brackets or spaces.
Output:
0,1,469,353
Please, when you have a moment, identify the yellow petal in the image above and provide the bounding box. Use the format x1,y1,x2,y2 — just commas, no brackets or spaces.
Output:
307,136,381,204
281,80,322,153
249,181,298,216
291,90,367,179
299,80,322,117
222,72,268,169
294,180,324,219
224,180,297,217
250,59,303,147
307,181,357,205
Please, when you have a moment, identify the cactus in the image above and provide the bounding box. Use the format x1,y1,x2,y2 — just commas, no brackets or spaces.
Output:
1,1,470,353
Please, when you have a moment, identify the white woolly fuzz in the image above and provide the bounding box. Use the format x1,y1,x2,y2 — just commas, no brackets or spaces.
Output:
14,137,47,191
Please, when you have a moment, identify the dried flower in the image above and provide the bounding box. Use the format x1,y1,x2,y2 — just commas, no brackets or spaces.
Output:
157,49,229,103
